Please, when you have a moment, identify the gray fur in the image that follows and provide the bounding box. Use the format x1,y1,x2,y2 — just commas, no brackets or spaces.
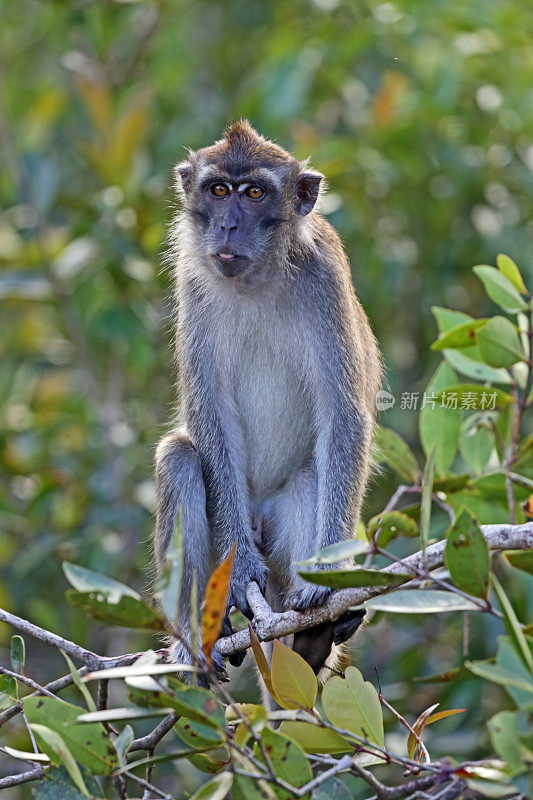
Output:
154,121,381,696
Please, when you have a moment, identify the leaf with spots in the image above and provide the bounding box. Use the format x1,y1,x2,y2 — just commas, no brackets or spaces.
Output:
24,696,119,775
444,508,490,598
254,726,312,800
367,510,419,547
202,543,236,666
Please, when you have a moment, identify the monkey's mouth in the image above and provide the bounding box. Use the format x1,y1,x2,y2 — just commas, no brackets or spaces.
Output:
213,252,249,277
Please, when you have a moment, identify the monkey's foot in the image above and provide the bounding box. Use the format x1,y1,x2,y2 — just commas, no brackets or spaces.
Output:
286,584,331,611
332,609,366,645
227,552,268,619
168,640,229,686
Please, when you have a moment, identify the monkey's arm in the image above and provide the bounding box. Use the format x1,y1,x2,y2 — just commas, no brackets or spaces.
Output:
182,358,267,618
291,273,376,610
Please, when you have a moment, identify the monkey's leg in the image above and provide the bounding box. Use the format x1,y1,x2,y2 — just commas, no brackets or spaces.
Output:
261,460,365,676
154,433,221,673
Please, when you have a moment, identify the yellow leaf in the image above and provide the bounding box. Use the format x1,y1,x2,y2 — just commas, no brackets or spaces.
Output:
248,624,278,705
278,721,351,754
201,544,236,666
270,640,317,710
407,705,465,761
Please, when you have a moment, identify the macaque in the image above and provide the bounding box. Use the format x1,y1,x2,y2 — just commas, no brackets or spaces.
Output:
154,120,381,684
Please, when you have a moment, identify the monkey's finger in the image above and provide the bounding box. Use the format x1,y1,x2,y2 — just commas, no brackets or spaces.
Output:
333,609,366,646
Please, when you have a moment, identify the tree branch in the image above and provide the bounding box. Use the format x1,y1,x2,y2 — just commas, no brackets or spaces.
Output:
217,522,533,656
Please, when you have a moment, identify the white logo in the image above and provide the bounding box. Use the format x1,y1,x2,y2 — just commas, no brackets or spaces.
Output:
376,390,395,411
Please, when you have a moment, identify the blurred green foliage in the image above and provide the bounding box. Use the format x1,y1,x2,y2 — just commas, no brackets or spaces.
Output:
1,0,533,795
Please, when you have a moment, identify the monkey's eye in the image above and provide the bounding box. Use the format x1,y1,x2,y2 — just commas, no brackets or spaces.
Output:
210,183,229,197
245,186,265,200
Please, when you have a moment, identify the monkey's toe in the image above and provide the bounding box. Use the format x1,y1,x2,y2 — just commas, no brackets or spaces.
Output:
209,647,230,683
333,609,366,645
287,584,331,611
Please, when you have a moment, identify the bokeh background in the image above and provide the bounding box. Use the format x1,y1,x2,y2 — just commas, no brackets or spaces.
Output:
1,0,533,796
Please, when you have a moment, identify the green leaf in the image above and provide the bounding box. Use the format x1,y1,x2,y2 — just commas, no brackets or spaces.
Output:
298,568,410,589
373,425,420,484
431,319,489,350
66,589,165,630
465,660,533,694
233,772,277,800
61,650,96,712
497,637,533,709
277,721,351,754
176,717,225,749
504,550,533,575
432,306,471,332
30,724,89,797
62,561,140,599
31,766,102,800
322,665,384,746
431,308,511,382
433,473,471,492
313,775,362,800
477,317,524,368
444,508,490,598
473,265,527,313
23,696,119,775
189,772,233,800
460,419,494,474
492,575,533,673
488,711,528,774
270,639,317,710
443,349,512,384
434,384,512,409
367,511,419,546
447,490,511,525
420,446,436,560
10,635,25,674
297,538,369,566
254,726,312,800
497,254,528,296
0,674,17,710
113,724,133,765
364,589,481,613
127,684,226,730
419,363,461,474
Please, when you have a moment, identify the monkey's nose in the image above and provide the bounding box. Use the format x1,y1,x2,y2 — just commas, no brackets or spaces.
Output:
221,222,238,232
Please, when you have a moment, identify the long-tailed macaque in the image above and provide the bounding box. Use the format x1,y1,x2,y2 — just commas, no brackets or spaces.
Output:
154,120,381,682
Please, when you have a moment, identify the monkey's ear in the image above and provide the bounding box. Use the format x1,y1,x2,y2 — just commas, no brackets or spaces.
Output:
295,170,323,216
174,161,193,195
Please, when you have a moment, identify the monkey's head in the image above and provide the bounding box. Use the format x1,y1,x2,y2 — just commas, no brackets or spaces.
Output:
174,120,323,279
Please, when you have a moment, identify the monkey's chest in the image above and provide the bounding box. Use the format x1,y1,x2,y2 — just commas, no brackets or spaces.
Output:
231,336,314,497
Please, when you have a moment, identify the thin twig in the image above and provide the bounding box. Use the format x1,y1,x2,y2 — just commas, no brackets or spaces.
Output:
0,667,59,700
0,765,44,789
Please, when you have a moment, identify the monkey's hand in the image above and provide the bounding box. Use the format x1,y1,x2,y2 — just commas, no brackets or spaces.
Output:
287,584,331,611
227,548,267,620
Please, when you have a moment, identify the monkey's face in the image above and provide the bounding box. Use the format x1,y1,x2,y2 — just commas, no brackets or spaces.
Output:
187,170,289,278
174,122,323,281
